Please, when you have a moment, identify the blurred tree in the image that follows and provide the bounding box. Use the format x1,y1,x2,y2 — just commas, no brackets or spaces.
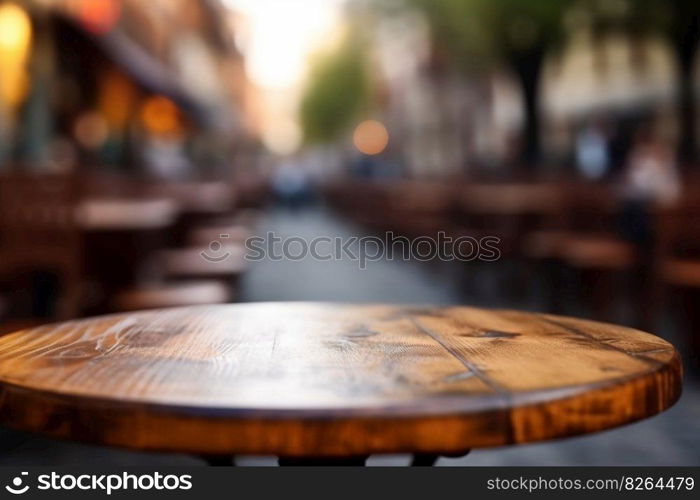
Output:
668,1,700,163
300,34,372,144
401,0,572,165
581,0,700,163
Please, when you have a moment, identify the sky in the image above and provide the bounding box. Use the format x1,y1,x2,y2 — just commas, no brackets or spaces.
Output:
223,0,346,90
222,0,347,153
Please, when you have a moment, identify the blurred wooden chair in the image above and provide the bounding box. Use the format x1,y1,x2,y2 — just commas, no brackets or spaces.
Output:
188,224,251,248
521,183,636,320
0,174,84,322
382,182,458,240
76,197,180,315
460,183,565,258
455,182,565,299
111,281,231,312
160,245,248,285
657,191,700,368
139,181,237,246
662,259,700,368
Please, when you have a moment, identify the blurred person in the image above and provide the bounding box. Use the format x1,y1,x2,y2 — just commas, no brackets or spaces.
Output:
575,119,612,180
623,130,680,205
620,125,680,244
354,153,377,179
352,153,402,179
141,135,192,180
271,154,314,209
618,125,680,329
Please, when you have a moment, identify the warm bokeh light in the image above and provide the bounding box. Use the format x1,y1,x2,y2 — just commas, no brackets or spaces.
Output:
0,3,30,51
353,120,389,155
76,0,120,34
0,3,32,109
140,96,182,136
73,112,109,150
99,70,138,128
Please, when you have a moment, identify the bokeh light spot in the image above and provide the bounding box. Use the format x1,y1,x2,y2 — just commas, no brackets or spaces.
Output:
353,120,389,155
0,3,32,108
77,0,120,35
141,96,182,136
74,112,109,150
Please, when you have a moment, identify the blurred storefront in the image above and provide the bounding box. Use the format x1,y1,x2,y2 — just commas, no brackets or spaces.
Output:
0,0,259,179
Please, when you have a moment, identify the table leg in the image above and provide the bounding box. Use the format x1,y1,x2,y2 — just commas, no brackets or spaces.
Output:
201,455,236,466
411,449,471,466
411,454,438,466
278,456,368,466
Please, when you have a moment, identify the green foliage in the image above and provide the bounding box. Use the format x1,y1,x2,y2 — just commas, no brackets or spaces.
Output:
377,0,700,75
404,0,571,70
300,35,372,144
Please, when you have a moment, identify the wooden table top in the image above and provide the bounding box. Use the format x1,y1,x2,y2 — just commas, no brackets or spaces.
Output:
0,304,682,458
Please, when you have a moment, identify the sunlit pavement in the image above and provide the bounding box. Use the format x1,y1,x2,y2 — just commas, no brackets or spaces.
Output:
1,207,698,466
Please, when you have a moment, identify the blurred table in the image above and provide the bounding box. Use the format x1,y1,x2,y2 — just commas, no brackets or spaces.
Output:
77,198,179,231
0,304,681,465
77,198,180,313
161,246,248,280
138,182,235,245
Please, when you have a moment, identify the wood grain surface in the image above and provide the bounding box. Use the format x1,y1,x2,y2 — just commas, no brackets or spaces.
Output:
0,304,682,457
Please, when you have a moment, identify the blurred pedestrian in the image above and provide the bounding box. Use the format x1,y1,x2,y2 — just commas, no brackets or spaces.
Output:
622,127,680,207
576,119,612,180
271,155,314,209
618,125,680,330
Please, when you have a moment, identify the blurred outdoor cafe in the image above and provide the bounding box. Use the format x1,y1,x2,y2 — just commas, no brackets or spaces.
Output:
1,0,700,465
0,0,267,332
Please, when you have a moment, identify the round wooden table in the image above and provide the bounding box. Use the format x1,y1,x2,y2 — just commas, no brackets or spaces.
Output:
0,304,682,466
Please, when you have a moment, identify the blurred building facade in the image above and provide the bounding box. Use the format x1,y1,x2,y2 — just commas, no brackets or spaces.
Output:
0,0,258,179
308,0,700,181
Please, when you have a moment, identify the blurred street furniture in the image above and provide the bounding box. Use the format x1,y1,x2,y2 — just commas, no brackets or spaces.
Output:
137,180,250,296
326,171,700,373
138,181,237,245
327,180,458,239
457,183,564,258
111,281,230,312
325,180,393,231
0,174,83,324
328,178,640,321
79,198,178,231
78,196,180,314
0,304,681,465
0,0,262,326
385,182,458,240
160,245,247,284
534,184,637,322
662,258,700,368
90,179,249,313
0,172,257,324
188,224,251,248
657,185,700,368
